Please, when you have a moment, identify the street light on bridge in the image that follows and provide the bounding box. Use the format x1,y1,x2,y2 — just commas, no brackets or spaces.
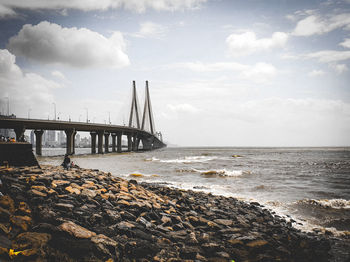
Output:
85,108,89,123
28,108,32,119
52,102,56,120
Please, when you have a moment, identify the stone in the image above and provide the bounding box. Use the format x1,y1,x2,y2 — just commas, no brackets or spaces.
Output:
81,188,97,198
246,240,268,247
12,232,51,257
91,234,118,256
10,215,32,231
213,219,233,226
58,221,96,239
51,180,70,187
18,202,31,215
30,189,47,197
0,195,15,212
65,186,81,194
55,203,74,212
117,221,135,230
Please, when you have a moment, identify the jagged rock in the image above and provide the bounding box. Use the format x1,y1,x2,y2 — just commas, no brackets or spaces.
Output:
58,221,96,239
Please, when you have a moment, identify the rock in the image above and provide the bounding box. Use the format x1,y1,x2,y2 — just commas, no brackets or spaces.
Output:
65,186,81,195
51,180,70,187
10,215,32,231
55,203,74,212
246,240,268,247
58,221,96,239
91,234,118,257
81,188,97,198
29,189,47,197
117,221,135,230
213,219,233,227
12,232,51,257
0,195,15,212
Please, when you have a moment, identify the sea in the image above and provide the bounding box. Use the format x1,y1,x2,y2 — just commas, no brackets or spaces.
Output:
38,147,350,235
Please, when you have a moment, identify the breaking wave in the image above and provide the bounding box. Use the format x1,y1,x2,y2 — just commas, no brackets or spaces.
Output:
148,155,218,163
194,168,251,177
295,198,350,209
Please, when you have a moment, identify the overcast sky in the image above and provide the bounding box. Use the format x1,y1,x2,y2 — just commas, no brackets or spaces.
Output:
0,0,350,146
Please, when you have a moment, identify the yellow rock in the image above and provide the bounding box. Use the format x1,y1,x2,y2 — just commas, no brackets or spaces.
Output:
246,240,268,247
10,215,32,231
117,200,130,206
228,239,243,245
18,202,31,215
153,203,161,209
30,189,47,197
65,186,80,195
51,180,70,188
31,185,48,192
0,195,15,213
120,186,129,192
129,173,143,177
59,221,96,239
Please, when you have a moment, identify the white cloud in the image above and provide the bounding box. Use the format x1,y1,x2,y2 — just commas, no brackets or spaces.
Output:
167,103,199,114
329,63,348,74
340,38,350,48
0,49,61,117
0,4,16,18
0,0,206,16
134,22,167,38
305,50,350,63
51,70,66,79
176,61,277,83
308,70,325,77
7,21,130,68
226,31,288,56
293,13,350,36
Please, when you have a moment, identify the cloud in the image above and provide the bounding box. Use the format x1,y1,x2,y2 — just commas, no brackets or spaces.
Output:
0,49,61,117
226,31,288,56
176,61,277,83
329,63,348,74
51,70,66,79
167,103,199,114
340,38,350,48
305,50,350,63
133,22,167,38
0,4,16,18
7,21,130,68
308,70,325,77
0,0,206,16
292,13,350,36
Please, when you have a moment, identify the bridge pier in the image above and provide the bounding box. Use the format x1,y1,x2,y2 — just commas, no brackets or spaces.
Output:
117,132,122,153
72,131,77,155
90,132,97,154
97,131,104,154
111,133,116,152
34,130,44,155
142,137,153,150
132,134,139,151
64,129,75,155
127,134,132,152
14,127,25,142
104,132,110,153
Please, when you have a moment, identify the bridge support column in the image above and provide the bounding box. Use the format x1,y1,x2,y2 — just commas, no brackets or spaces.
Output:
90,132,97,154
97,131,104,154
132,134,138,151
111,133,116,152
72,131,77,155
34,130,44,155
127,134,132,152
142,137,153,151
65,129,75,155
117,132,122,153
14,127,25,142
104,132,110,153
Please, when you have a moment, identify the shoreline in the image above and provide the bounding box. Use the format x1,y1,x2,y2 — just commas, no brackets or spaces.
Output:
0,165,348,261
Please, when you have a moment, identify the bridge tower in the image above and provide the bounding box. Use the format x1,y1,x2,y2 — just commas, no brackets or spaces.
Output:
128,80,141,129
141,80,155,135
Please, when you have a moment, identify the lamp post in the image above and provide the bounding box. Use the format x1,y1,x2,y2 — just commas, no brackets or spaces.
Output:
5,97,9,116
52,102,56,120
28,108,32,119
85,108,88,123
57,112,61,120
108,112,111,124
79,114,82,122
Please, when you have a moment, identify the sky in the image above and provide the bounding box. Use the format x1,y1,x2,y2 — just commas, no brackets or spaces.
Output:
0,0,350,147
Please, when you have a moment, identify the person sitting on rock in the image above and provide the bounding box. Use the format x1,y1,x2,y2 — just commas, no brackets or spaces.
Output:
62,154,71,170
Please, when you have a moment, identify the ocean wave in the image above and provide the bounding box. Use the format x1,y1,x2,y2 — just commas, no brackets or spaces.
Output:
154,156,218,163
144,157,160,161
194,168,251,177
295,198,350,209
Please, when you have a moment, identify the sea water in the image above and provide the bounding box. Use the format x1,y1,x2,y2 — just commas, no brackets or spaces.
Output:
38,147,350,234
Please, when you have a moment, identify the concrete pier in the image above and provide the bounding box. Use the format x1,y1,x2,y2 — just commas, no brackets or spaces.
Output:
34,130,44,155
90,132,97,154
117,132,122,153
104,132,110,153
65,129,74,155
98,131,104,154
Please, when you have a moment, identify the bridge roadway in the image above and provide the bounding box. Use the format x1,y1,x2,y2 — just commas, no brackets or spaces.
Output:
0,117,166,155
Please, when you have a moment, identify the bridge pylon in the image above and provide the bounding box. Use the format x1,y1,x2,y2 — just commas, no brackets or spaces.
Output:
128,81,141,129
141,80,155,135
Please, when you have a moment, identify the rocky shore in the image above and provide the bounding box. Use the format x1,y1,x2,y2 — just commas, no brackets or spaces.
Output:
0,165,348,261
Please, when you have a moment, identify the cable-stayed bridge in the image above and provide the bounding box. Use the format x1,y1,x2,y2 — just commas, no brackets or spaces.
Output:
0,81,166,155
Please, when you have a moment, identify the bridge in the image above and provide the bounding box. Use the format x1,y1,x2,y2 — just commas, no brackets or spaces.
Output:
0,81,166,155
